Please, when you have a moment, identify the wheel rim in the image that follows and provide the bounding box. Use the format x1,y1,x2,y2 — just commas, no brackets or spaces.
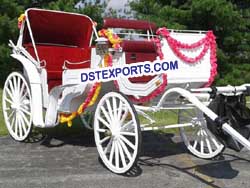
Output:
94,92,140,174
179,108,224,159
2,72,32,141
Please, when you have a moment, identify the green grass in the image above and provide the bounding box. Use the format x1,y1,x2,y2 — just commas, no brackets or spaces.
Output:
0,88,8,136
139,110,179,134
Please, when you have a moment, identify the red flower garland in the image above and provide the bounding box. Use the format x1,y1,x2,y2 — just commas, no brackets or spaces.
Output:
156,27,217,87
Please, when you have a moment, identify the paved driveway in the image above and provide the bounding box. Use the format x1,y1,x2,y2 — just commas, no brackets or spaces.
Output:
0,131,249,188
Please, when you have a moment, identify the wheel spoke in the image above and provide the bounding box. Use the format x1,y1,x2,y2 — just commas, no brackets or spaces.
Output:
119,135,136,150
205,129,221,149
13,76,17,92
104,138,113,154
120,131,135,137
5,87,14,100
10,115,16,129
18,116,23,137
7,110,15,120
118,138,132,161
99,136,111,144
100,106,112,124
200,132,204,154
117,140,127,167
112,97,118,120
8,79,15,96
120,107,129,125
97,115,111,130
20,92,28,103
115,141,119,168
17,76,21,94
20,106,31,116
120,120,133,131
19,114,27,133
96,128,108,133
117,100,123,121
192,130,200,149
4,96,13,105
14,115,18,135
106,99,115,123
109,140,115,163
19,111,30,125
205,137,213,153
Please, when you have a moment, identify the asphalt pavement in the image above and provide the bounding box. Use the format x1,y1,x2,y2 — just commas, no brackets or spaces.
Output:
0,131,249,188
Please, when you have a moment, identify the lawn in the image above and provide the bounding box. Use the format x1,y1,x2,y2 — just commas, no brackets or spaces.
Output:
0,88,9,136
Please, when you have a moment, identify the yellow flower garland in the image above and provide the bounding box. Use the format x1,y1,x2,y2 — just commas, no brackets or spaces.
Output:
59,83,101,127
59,29,121,127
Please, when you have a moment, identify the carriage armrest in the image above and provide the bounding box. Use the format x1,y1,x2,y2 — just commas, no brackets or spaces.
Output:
122,40,157,53
103,18,157,31
63,60,91,69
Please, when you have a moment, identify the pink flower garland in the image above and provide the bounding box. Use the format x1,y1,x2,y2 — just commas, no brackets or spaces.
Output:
156,27,217,87
151,38,164,60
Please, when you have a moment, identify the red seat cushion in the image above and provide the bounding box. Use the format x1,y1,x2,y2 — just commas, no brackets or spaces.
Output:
25,44,91,90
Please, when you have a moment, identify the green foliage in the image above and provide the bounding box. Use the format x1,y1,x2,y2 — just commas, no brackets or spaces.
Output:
131,0,250,85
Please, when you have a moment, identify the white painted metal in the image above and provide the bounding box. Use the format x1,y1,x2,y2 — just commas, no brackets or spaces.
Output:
2,72,33,141
179,108,224,158
10,54,45,127
94,92,141,174
141,123,192,131
157,87,250,151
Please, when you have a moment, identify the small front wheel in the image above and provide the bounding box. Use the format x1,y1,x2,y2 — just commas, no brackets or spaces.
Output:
94,92,141,174
178,108,225,159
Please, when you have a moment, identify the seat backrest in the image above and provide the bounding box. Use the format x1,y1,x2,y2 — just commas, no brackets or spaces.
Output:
25,44,91,90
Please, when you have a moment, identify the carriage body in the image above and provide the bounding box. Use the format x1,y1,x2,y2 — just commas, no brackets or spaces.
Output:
3,8,250,174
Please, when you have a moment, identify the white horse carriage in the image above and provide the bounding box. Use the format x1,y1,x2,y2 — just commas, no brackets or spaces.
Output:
3,8,250,174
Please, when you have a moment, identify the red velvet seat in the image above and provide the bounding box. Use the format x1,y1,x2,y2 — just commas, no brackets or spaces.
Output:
22,9,94,91
25,44,91,90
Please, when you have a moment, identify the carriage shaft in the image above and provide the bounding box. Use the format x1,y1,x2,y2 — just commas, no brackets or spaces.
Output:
141,123,192,131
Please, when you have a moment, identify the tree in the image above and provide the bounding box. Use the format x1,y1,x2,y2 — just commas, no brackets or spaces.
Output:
131,0,250,85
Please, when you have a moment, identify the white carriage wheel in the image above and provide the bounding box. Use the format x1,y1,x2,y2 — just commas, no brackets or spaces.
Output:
2,72,33,141
178,108,225,159
94,92,141,174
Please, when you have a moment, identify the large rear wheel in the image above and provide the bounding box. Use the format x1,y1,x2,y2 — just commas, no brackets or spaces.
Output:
94,92,141,174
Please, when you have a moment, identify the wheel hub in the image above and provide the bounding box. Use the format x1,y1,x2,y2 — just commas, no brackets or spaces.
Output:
111,126,120,138
11,103,21,111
